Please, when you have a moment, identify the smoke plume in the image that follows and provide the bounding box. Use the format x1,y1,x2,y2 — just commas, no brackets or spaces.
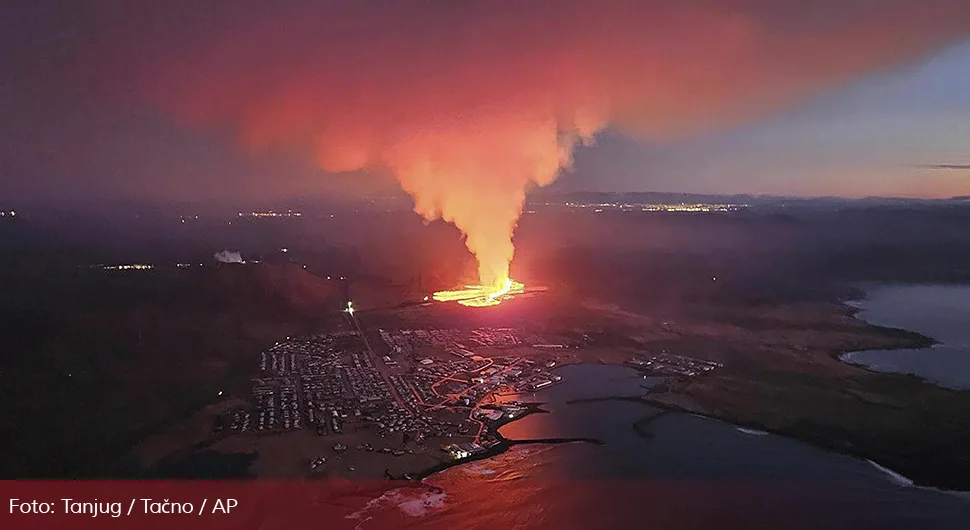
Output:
97,1,970,289
214,250,244,264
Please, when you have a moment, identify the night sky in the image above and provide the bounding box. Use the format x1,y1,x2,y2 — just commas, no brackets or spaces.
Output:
3,0,970,206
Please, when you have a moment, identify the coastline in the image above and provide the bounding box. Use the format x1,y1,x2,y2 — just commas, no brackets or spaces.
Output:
837,285,938,354
832,287,970,492
834,323,936,366
405,344,970,493
835,287,970,392
399,401,604,482
641,389,970,494
664,284,970,490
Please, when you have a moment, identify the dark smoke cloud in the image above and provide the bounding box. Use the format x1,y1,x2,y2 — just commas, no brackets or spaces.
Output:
919,164,970,170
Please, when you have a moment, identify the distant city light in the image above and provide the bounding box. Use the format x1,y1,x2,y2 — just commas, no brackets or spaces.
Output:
238,210,302,218
101,264,154,271
557,201,747,213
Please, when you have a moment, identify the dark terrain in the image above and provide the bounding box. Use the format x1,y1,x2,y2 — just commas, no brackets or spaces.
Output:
2,198,970,482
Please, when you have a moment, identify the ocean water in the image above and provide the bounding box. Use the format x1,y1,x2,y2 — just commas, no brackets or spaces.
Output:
842,284,970,389
347,364,970,530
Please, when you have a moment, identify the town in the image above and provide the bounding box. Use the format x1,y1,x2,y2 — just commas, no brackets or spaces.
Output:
626,353,723,377
221,319,724,474
224,326,573,467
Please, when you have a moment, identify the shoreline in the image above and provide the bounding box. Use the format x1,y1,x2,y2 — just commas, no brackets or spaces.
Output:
835,290,970,392
639,393,970,494
404,379,970,496
410,347,970,493
830,288,969,492
838,286,939,352
834,328,937,382
398,401,604,482
496,350,970,495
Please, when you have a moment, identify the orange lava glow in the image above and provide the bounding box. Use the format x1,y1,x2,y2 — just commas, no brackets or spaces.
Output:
434,278,525,307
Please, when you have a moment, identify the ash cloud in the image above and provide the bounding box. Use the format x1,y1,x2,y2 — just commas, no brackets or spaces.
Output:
87,0,970,287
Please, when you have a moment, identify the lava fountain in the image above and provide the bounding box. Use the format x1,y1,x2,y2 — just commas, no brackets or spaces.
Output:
433,278,526,307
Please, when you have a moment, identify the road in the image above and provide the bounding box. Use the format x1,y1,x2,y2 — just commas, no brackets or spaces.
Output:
346,310,410,411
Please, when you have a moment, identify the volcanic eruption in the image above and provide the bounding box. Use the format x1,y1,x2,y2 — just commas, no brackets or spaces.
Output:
433,278,527,308
94,1,970,307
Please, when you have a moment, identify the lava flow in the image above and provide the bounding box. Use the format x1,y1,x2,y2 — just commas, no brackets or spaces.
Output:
433,278,525,307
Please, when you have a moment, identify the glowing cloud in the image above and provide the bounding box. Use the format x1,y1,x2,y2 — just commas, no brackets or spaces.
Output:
96,1,970,294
